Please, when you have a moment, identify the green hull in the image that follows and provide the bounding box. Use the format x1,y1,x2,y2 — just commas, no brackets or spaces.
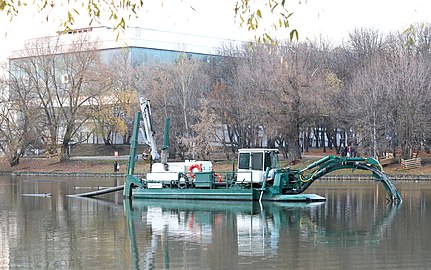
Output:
132,187,325,202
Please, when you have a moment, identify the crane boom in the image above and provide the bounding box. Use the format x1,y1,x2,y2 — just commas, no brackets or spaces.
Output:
139,97,160,160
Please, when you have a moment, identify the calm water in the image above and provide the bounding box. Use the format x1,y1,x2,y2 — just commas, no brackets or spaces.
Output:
0,174,430,269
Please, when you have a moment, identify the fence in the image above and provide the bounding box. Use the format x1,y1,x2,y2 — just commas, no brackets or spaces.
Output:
401,157,422,170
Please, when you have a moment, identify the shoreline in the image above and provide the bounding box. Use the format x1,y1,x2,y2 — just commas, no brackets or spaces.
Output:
3,153,431,181
1,170,430,181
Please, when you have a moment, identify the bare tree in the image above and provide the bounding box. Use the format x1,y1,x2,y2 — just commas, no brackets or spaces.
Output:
230,44,272,150
173,54,200,139
9,34,104,160
346,28,386,59
208,43,251,158
205,80,241,159
161,54,211,159
242,42,326,162
384,33,431,158
190,99,219,160
88,49,139,145
132,54,212,159
0,68,42,166
348,53,391,157
133,62,178,156
344,27,431,158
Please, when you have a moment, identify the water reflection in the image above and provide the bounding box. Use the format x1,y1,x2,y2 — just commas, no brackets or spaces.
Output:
124,198,400,269
2,176,430,269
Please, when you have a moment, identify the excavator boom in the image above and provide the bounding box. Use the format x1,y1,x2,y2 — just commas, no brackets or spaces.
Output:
267,155,402,203
139,97,160,160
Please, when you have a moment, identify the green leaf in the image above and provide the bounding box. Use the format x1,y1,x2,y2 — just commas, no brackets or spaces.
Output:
264,33,273,42
239,14,244,25
0,1,6,11
67,11,74,24
290,29,299,41
257,9,261,18
115,17,126,30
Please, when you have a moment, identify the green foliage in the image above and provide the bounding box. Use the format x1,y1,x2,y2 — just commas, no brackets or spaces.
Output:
235,0,298,43
0,0,7,10
1,0,144,33
2,0,298,44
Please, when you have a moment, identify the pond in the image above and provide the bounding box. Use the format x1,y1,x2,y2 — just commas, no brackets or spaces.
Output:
0,174,430,269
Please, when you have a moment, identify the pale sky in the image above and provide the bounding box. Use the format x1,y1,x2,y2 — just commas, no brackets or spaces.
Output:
1,0,430,62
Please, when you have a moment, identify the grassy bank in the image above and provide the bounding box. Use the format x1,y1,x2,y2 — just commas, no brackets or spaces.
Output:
2,147,431,176
0,157,148,174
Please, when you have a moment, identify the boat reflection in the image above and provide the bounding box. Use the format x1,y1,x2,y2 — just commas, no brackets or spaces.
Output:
124,199,400,269
124,199,324,268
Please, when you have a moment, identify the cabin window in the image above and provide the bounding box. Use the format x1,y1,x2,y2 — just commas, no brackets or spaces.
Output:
264,152,272,170
271,151,280,168
238,153,250,169
251,153,263,170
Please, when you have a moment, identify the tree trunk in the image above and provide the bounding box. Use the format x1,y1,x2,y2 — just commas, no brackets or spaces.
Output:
287,132,301,162
304,127,310,152
287,110,302,162
313,127,319,148
227,125,236,158
9,154,20,167
60,124,75,161
326,126,334,150
401,142,412,159
334,128,341,154
321,126,326,153
103,130,112,145
47,126,59,155
60,143,69,161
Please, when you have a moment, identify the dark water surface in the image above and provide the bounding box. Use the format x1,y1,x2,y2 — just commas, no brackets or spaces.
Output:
0,175,430,269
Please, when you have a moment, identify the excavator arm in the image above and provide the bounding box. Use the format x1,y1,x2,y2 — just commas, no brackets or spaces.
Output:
139,97,160,161
269,155,402,203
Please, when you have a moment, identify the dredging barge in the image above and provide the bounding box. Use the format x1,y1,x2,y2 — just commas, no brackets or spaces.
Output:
122,108,402,203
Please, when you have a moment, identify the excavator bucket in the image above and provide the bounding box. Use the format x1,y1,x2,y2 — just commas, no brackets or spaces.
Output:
356,163,402,203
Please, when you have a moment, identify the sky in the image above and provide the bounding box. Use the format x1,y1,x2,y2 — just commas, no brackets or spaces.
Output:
1,0,431,62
